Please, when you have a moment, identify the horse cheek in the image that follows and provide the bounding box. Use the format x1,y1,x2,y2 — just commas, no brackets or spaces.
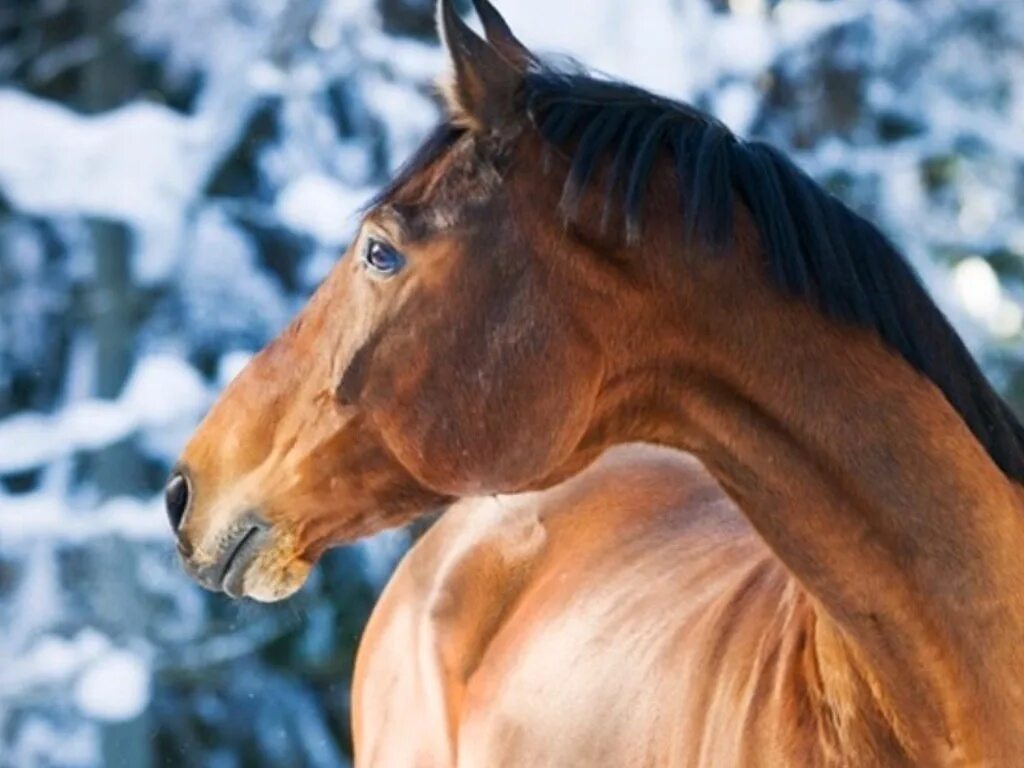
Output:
445,320,601,494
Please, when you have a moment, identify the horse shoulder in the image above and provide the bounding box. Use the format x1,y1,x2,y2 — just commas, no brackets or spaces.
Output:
455,449,802,765
352,488,547,767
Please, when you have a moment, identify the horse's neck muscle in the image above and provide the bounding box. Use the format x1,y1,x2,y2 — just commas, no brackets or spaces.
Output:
594,227,1024,761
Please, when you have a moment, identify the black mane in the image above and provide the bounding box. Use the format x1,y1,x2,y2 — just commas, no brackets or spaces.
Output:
523,68,1024,481
371,66,1024,482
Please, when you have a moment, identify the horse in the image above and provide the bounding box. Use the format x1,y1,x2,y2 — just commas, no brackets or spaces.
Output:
166,0,1024,764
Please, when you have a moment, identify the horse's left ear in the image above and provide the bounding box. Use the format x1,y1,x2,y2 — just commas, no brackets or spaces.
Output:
471,0,535,68
437,0,528,131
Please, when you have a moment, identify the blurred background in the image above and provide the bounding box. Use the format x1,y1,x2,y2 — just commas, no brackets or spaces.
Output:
0,0,1022,765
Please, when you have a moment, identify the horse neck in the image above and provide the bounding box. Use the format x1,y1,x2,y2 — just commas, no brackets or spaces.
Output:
590,220,1024,759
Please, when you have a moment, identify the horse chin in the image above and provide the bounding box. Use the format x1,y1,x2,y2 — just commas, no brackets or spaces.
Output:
236,536,312,603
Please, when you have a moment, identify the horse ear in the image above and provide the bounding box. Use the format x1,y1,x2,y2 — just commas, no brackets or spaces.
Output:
437,0,526,131
469,0,536,68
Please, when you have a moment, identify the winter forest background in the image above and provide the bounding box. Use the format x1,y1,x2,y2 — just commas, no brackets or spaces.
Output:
1,0,1023,765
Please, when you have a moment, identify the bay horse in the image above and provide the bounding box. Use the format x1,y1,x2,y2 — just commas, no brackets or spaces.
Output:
167,0,1024,764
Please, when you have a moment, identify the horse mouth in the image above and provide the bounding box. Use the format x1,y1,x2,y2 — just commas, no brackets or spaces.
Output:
218,524,270,598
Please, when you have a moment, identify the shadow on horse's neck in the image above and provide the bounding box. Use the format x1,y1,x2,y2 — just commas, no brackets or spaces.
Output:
572,179,1024,757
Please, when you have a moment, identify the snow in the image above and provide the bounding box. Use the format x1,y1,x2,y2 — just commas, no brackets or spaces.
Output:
774,0,868,47
713,81,762,135
218,350,256,387
358,72,440,169
0,90,199,226
0,629,109,697
247,60,291,95
180,210,295,350
276,173,370,244
3,543,62,650
0,354,209,474
0,493,168,544
954,257,1024,339
7,719,99,768
0,630,152,726
504,0,702,97
74,650,152,723
0,91,203,285
357,35,443,82
955,257,1002,320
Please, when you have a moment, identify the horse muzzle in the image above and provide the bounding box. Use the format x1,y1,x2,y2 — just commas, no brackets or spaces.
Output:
177,512,272,599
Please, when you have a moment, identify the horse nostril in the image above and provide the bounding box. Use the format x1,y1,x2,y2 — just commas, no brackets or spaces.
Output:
164,471,191,532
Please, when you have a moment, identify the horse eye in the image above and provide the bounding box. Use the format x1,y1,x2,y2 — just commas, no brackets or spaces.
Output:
363,239,405,277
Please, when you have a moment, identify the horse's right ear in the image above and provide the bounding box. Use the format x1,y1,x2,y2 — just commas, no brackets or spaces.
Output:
437,0,528,132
